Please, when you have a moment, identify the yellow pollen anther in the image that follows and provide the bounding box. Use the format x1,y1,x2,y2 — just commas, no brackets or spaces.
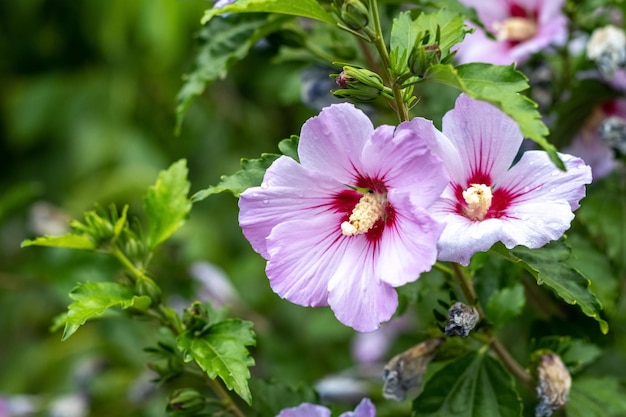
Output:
493,17,538,42
463,184,493,221
341,193,386,236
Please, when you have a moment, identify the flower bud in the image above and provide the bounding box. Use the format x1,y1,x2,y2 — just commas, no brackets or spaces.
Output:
599,115,626,156
408,29,442,77
183,301,210,333
444,302,479,337
135,275,162,306
339,0,369,31
166,388,207,416
535,354,571,417
332,66,387,102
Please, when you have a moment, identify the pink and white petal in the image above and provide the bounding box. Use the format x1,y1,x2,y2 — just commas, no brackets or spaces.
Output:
499,200,574,249
327,242,399,332
277,403,330,417
497,151,592,211
239,157,343,258
298,103,374,184
376,193,443,287
455,29,517,65
265,214,351,308
442,95,523,182
361,118,449,206
339,398,376,417
459,0,508,26
435,214,504,266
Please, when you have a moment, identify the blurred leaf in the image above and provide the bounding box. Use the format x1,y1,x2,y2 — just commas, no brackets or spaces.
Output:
249,379,317,417
192,154,280,202
177,319,256,404
201,0,334,25
390,10,466,75
277,135,300,162
425,63,562,169
21,233,96,250
143,159,191,251
485,283,525,328
576,175,626,272
492,241,608,333
565,234,618,313
531,336,601,374
412,351,522,417
61,282,151,340
176,14,290,133
566,376,626,417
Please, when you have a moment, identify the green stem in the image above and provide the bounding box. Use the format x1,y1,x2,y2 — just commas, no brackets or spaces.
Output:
112,246,247,417
368,0,410,121
449,262,532,386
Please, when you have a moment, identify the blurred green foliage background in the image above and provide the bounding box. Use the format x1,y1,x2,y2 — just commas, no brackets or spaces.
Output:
0,1,363,415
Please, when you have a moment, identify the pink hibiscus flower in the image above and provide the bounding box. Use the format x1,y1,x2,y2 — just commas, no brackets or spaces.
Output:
426,94,592,265
456,0,568,65
238,103,448,332
277,398,375,417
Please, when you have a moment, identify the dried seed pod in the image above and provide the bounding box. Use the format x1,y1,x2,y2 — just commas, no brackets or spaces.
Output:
444,302,479,337
535,354,571,417
382,338,443,401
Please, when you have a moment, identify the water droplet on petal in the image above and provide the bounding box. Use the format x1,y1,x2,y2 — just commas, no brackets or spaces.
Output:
261,181,269,189
523,186,530,193
550,188,556,193
551,171,558,176
263,199,269,204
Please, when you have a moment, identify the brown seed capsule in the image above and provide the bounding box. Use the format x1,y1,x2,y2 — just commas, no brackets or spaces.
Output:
382,338,443,401
444,302,479,337
535,354,571,417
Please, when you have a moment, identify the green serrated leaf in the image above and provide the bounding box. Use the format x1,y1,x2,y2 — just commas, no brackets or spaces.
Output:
192,154,280,202
201,0,334,25
277,135,299,162
143,159,191,250
426,63,562,169
176,14,288,134
249,379,317,417
566,376,626,417
21,233,96,250
485,283,525,328
576,175,626,271
492,241,608,333
177,319,256,404
412,351,522,417
62,282,151,340
390,10,466,76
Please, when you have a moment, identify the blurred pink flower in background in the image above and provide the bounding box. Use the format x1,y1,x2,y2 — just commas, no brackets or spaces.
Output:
455,0,568,65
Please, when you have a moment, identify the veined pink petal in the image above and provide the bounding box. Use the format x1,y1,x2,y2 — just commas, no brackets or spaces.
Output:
361,118,449,207
433,207,505,265
265,214,349,308
499,201,574,249
239,157,343,258
327,242,399,332
377,192,444,286
298,103,374,184
440,94,523,185
497,151,592,211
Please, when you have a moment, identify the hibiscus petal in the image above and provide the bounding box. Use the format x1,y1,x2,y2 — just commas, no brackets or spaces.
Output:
433,213,504,265
361,118,449,207
376,192,443,286
499,201,574,249
339,398,376,417
441,95,523,184
327,241,398,332
265,214,349,308
239,156,343,258
277,403,331,417
497,151,592,211
298,103,374,184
